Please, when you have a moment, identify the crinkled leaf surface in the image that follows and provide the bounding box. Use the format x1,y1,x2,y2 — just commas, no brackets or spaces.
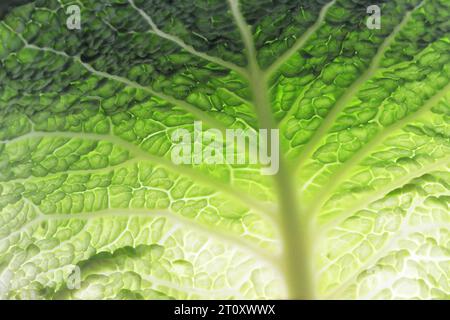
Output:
0,0,449,299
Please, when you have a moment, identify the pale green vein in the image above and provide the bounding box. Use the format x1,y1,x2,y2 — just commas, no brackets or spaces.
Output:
294,1,425,172
227,0,276,130
76,57,227,130
325,223,448,299
319,157,450,234
2,19,263,167
0,158,140,184
1,204,280,269
278,77,317,128
14,54,262,188
306,81,450,218
127,0,248,77
228,0,315,299
0,201,40,244
219,87,252,106
6,130,276,220
264,0,336,78
1,21,227,132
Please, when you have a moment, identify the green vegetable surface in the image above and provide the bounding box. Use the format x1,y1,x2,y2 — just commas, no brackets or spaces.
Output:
0,0,449,299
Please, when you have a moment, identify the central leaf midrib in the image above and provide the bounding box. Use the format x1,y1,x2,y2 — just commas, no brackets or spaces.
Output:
228,0,316,299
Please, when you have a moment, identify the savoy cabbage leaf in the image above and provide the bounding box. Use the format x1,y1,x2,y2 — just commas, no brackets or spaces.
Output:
0,0,449,300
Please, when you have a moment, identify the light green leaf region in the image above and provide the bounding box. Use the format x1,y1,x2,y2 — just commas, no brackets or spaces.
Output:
0,0,449,299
